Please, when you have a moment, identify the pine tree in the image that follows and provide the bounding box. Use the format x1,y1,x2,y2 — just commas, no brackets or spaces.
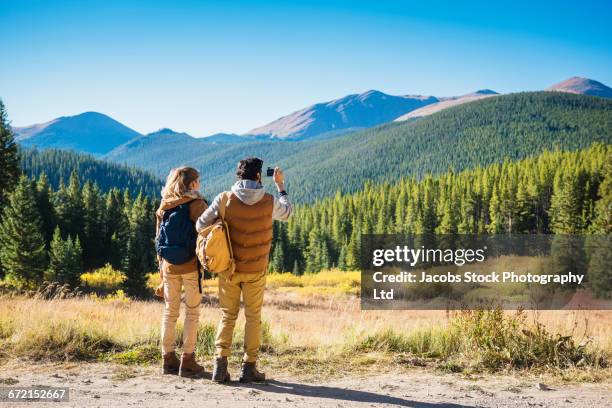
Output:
417,180,437,234
47,226,82,286
487,184,504,233
305,227,322,273
0,100,20,208
319,240,331,270
67,170,84,236
588,235,612,299
345,225,361,270
549,170,583,234
35,173,55,245
588,156,612,298
53,171,85,240
591,153,612,234
104,188,128,269
292,259,301,276
0,176,47,288
123,194,154,297
514,180,535,233
436,192,458,234
269,243,284,273
337,242,348,270
82,181,105,269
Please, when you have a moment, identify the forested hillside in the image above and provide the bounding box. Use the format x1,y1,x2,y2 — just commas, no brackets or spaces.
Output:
106,92,612,203
0,171,157,297
1,94,610,298
21,148,162,197
270,143,611,274
0,102,157,297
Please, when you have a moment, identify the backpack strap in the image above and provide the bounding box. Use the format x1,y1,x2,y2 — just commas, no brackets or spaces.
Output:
161,199,196,222
196,259,203,294
218,192,230,220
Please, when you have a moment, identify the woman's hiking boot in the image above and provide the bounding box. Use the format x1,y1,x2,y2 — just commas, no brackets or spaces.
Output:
179,353,205,378
161,352,180,375
239,362,265,383
212,356,231,383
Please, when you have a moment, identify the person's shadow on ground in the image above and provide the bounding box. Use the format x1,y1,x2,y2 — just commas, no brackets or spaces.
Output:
239,379,476,408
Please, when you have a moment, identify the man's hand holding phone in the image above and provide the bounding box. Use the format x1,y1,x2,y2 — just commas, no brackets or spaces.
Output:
273,167,285,192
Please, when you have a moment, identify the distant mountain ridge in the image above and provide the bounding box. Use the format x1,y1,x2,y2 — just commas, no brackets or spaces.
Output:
13,76,612,156
14,111,141,155
105,92,612,203
244,90,438,139
547,77,612,98
395,89,499,121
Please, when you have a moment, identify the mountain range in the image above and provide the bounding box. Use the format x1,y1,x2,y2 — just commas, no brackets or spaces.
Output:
105,91,611,203
244,90,438,139
12,76,611,156
10,77,612,203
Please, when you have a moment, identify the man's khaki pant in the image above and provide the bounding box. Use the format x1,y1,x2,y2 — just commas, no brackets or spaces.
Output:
215,271,266,363
161,271,201,354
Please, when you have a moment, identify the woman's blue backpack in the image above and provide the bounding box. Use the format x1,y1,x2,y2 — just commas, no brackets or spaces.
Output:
155,200,197,265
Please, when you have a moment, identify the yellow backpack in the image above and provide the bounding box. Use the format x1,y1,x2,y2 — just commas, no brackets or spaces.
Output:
196,192,235,279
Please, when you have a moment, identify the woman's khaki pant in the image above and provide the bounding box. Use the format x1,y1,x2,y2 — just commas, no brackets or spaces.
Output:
161,271,201,354
215,271,266,363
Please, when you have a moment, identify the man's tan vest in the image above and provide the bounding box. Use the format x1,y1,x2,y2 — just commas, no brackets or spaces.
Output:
224,192,274,274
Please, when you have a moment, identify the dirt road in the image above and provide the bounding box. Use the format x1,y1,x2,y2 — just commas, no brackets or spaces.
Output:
1,362,610,407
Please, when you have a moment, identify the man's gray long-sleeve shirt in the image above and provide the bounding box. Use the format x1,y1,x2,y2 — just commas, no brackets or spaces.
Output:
196,179,292,232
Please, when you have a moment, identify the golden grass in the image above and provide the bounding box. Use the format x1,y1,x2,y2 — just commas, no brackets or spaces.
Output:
0,269,610,381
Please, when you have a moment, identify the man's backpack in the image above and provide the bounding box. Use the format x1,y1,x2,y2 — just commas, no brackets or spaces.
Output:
156,200,197,265
196,192,235,279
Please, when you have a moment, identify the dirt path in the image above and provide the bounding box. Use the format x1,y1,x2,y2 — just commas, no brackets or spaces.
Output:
1,363,610,408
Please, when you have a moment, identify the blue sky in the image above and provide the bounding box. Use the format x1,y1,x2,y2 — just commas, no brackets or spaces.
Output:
1,0,611,135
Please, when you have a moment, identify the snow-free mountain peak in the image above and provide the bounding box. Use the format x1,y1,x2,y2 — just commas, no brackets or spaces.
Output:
244,90,438,139
394,90,499,121
546,77,612,98
13,111,142,155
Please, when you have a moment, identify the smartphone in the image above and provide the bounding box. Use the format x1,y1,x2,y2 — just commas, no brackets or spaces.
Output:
266,167,274,177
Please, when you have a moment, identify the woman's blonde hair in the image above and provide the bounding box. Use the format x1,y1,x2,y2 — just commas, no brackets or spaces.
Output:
161,166,200,199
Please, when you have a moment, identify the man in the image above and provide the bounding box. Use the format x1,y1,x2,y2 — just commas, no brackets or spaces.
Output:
196,157,292,383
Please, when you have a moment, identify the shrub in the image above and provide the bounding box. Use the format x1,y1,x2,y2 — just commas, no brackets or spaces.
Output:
351,308,604,372
80,264,126,294
109,344,160,365
452,308,600,370
146,272,161,292
267,269,360,296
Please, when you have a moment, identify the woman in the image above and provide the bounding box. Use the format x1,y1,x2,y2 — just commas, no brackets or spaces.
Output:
155,167,208,377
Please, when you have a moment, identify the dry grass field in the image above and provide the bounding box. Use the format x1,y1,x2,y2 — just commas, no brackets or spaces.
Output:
0,269,610,385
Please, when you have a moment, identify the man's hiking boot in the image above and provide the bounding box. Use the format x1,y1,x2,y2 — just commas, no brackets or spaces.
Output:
212,357,231,383
161,352,180,375
179,353,205,378
239,362,265,383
